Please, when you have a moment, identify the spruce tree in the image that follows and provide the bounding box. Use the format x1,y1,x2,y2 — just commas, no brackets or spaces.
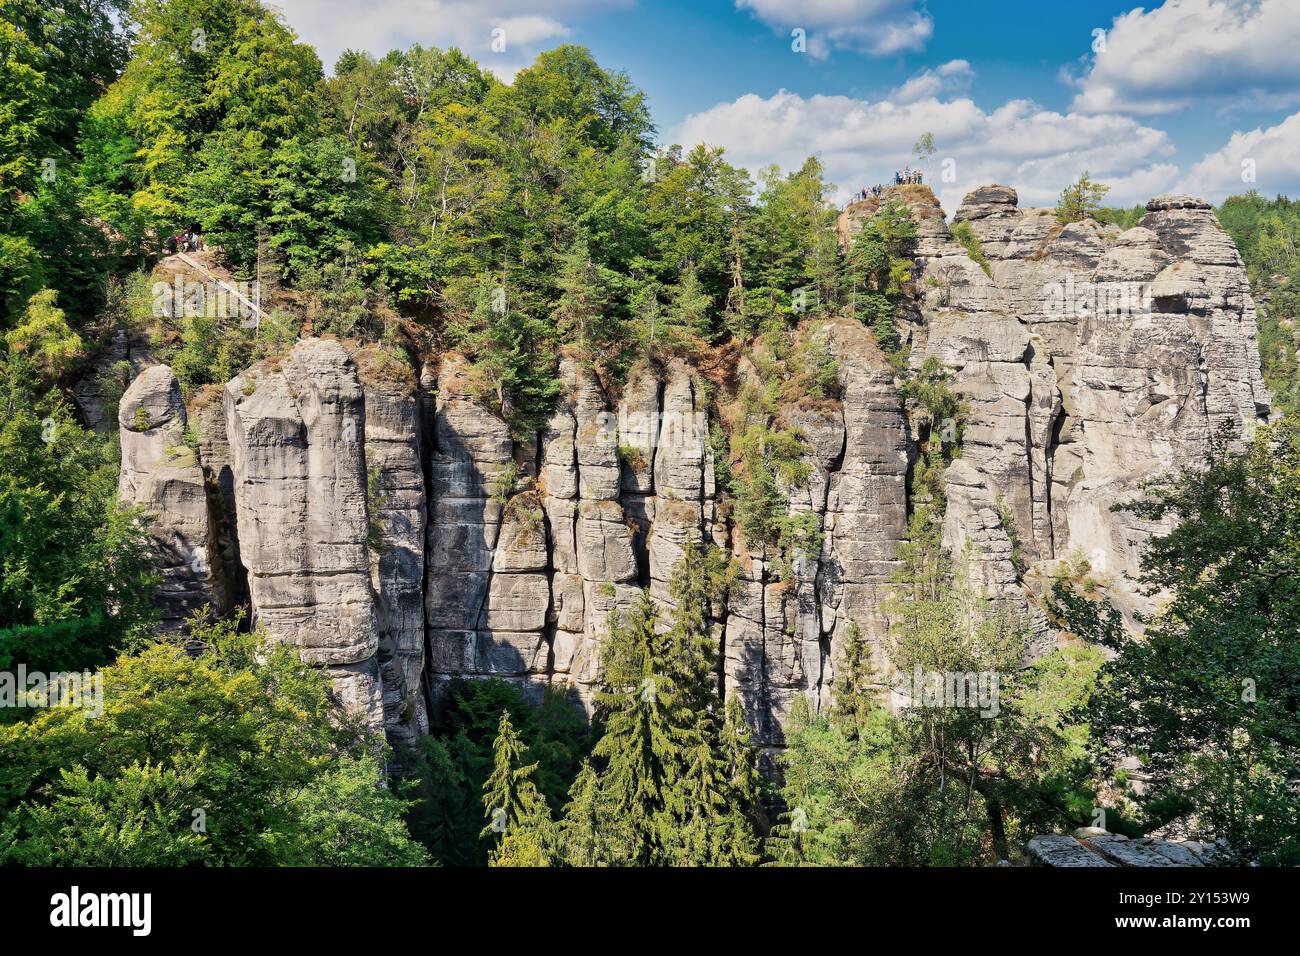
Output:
557,759,620,866
666,262,713,340
586,591,682,864
481,711,555,866
832,621,875,739
552,237,617,354
578,542,762,866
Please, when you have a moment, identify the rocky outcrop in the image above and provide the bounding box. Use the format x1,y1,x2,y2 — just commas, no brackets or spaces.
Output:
224,339,383,734
358,347,428,745
115,184,1271,753
117,365,220,628
1026,829,1226,867
186,386,248,615
424,353,645,713
74,326,155,434
836,184,1272,633
725,318,910,745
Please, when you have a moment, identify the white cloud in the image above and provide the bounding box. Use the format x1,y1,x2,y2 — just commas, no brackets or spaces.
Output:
269,0,623,77
674,89,1180,215
1069,0,1300,115
736,0,933,58
888,59,973,105
1181,110,1300,201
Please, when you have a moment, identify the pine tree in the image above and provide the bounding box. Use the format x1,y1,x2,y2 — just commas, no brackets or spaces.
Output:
720,694,766,833
1056,171,1110,224
665,262,713,340
586,591,684,865
577,542,762,866
665,536,734,708
832,622,875,739
552,237,617,353
481,711,555,866
661,541,760,865
557,759,621,866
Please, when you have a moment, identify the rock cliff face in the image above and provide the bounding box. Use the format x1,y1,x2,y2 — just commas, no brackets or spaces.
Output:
117,365,220,629
886,186,1269,628
116,186,1271,752
223,339,385,733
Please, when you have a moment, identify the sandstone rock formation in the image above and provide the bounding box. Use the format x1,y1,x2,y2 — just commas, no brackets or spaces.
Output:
115,185,1271,753
1026,829,1226,867
117,365,220,628
357,346,428,744
839,184,1271,634
224,339,384,734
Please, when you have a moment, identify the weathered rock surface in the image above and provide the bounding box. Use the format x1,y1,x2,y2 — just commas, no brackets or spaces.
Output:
116,184,1271,753
224,339,383,734
186,386,248,614
726,318,910,746
1026,829,1226,867
836,184,1273,633
357,346,428,745
117,365,219,628
74,325,156,434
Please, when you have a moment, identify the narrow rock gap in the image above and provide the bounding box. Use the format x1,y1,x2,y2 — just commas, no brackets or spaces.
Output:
812,409,849,711
1045,402,1068,560
540,485,557,682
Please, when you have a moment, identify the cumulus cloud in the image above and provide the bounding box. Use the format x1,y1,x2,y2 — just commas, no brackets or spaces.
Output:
736,0,933,58
270,0,623,77
1069,0,1300,115
1180,110,1300,202
674,88,1180,214
888,59,973,104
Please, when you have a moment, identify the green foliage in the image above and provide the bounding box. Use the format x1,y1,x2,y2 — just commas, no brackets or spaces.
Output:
291,755,431,866
912,132,936,164
791,324,840,399
728,350,825,579
950,219,991,277
453,280,562,437
0,615,427,865
489,460,522,504
775,553,1103,865
1094,204,1146,230
900,355,965,508
557,541,761,866
0,353,157,673
365,462,389,552
298,243,387,338
1053,420,1300,864
481,710,557,866
401,678,590,866
746,158,842,322
847,197,917,357
4,289,83,381
996,494,1026,573
831,622,875,739
1216,191,1300,419
1056,171,1110,224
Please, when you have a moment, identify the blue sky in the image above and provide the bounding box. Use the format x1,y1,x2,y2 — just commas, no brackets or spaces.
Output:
272,0,1300,212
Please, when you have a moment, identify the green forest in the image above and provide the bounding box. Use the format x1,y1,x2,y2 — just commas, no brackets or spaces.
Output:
1,0,1297,867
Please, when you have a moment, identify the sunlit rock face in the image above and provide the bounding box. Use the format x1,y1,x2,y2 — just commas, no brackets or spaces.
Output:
118,364,221,629
118,186,1270,750
224,338,383,734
